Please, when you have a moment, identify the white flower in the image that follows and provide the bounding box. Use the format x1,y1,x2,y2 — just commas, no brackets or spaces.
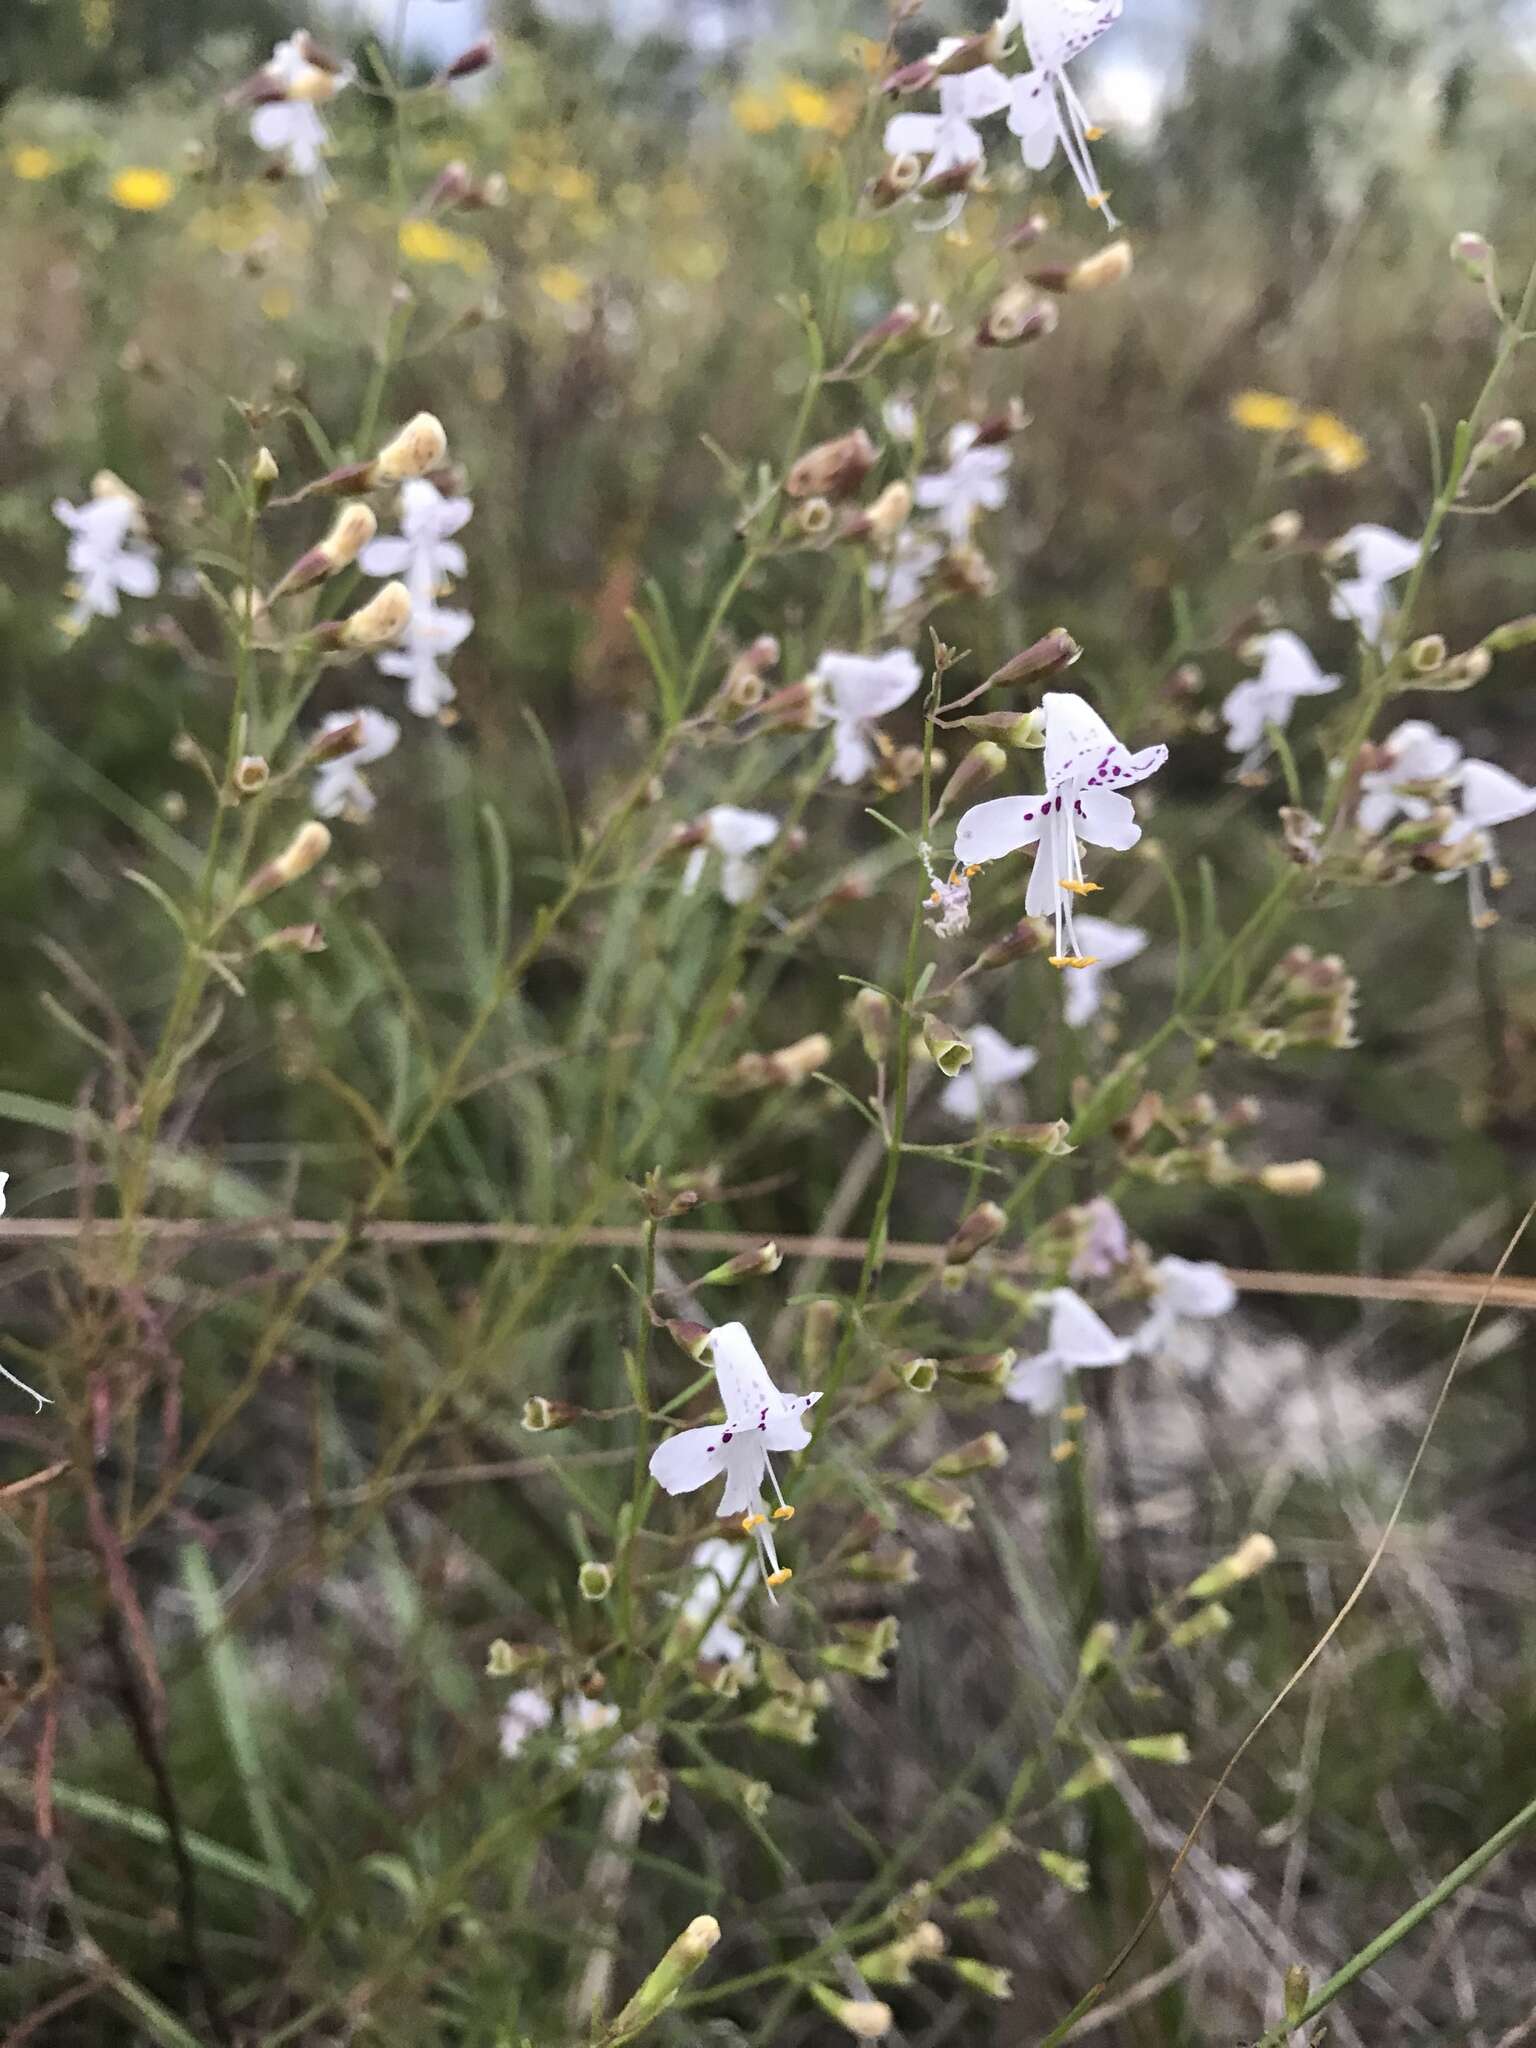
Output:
884,58,1013,187
1328,524,1422,650
1130,1255,1237,1359
1070,1196,1129,1281
939,1024,1038,1121
882,394,918,443
810,648,924,784
498,1687,554,1760
954,691,1167,968
0,1171,8,1216
681,805,781,906
359,478,472,604
1062,914,1147,1026
1006,0,1123,226
376,605,474,719
677,1537,753,1662
53,492,160,628
1356,719,1462,836
558,1695,622,1765
648,1321,820,1589
914,424,1011,544
250,35,353,182
312,708,401,819
867,527,945,623
1442,757,1536,923
1007,1286,1131,1413
1221,631,1340,771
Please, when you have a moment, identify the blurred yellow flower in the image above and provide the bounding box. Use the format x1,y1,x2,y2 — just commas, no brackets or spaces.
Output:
1304,409,1368,473
111,166,175,212
549,165,595,205
399,217,491,277
10,146,59,181
732,87,784,135
840,34,887,76
261,285,295,322
783,78,838,130
536,264,588,305
816,218,892,260
1230,390,1303,433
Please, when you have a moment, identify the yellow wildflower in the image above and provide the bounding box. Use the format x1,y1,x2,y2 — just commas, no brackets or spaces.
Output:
549,165,595,205
260,285,295,322
1229,390,1303,434
841,34,887,76
536,264,588,306
110,166,175,212
783,77,838,130
10,146,58,181
399,217,491,277
732,87,784,135
1304,409,1368,473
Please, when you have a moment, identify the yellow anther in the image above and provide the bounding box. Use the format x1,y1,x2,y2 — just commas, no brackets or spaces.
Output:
741,1512,768,1532
1051,1440,1078,1464
1060,1403,1088,1424
1060,879,1102,896
1473,910,1500,931
1087,191,1112,211
765,1567,794,1587
771,1504,796,1522
1050,954,1100,971
1085,124,1106,141
964,863,982,878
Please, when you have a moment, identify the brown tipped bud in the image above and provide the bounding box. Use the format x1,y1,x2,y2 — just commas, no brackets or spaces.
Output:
868,153,926,208
971,400,1032,449
938,1349,1016,1390
785,427,878,502
754,679,820,733
1030,239,1133,296
647,1304,714,1360
233,754,270,794
244,821,332,903
523,1395,585,1432
440,35,496,82
700,1241,783,1286
881,57,939,95
977,285,1059,350
425,159,474,210
991,1118,1075,1157
332,580,412,651
976,918,1048,971
1253,510,1303,555
373,412,448,483
721,1033,832,1093
862,480,914,544
1418,645,1492,692
1001,211,1051,250
1259,1159,1323,1196
1476,416,1525,461
274,502,379,599
851,986,894,1063
945,710,1045,744
935,742,1007,818
987,629,1081,691
834,301,922,374
922,1015,972,1077
1450,229,1494,278
944,1202,1007,1269
258,922,326,955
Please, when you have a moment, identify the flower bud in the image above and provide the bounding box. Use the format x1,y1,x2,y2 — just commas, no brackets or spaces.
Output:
273,501,380,599
786,427,879,502
860,480,914,544
847,1544,918,1585
899,1355,938,1393
257,922,326,955
950,1959,1013,2000
931,1430,1008,1477
1284,1966,1311,2025
1167,1601,1232,1647
943,1203,1006,1269
975,919,1047,973
795,495,835,539
953,1822,1016,1873
936,1348,1015,1390
252,445,280,500
374,411,449,483
930,21,1007,73
646,1303,713,1360
747,1696,819,1745
935,742,1007,818
1030,239,1133,295
243,821,331,902
700,1241,783,1286
1038,1849,1091,1892
333,580,412,651
1477,416,1525,460
578,1559,614,1602
485,1637,544,1676
922,1015,972,1077
868,153,925,208
991,1118,1075,1157
810,1991,894,2041
600,1917,720,2047
439,35,496,82
1258,1159,1323,1196
1120,1732,1190,1764
1482,614,1536,654
834,301,923,374
1060,1754,1114,1800
820,1614,900,1680
985,630,1080,692
977,284,1059,349
900,1475,974,1528
523,1396,584,1432
1409,634,1448,673
1418,645,1492,691
1450,229,1494,278
1186,1532,1277,1601
233,754,269,794
1078,1619,1118,1677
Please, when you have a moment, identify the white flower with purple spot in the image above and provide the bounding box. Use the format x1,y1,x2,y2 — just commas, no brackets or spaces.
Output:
53,491,160,629
1006,0,1123,226
884,55,1014,189
1221,631,1340,774
681,806,781,906
1327,524,1422,651
954,691,1167,969
1356,719,1462,836
648,1321,820,1590
1007,1286,1131,1413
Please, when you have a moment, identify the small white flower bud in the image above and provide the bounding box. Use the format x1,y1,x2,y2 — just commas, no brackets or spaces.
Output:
373,411,449,483
244,821,332,902
335,580,412,650
1450,229,1494,278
